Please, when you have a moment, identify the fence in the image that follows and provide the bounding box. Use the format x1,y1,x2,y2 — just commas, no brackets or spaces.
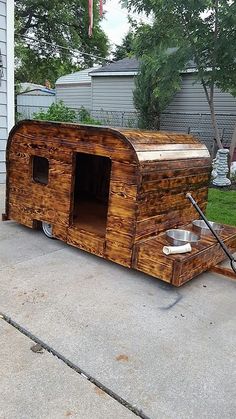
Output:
160,112,236,151
90,110,138,129
90,110,236,152
16,102,236,153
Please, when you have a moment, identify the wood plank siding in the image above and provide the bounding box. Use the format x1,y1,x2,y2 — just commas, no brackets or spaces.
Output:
0,0,14,183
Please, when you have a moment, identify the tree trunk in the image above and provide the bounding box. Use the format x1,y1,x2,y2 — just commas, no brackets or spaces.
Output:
201,79,223,150
229,125,236,165
153,114,160,130
209,0,223,151
209,100,223,150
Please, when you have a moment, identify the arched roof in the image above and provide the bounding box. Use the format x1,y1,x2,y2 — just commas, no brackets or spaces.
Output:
119,128,210,162
8,121,209,167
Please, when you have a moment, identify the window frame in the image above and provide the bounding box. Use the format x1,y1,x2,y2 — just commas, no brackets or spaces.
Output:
31,155,50,186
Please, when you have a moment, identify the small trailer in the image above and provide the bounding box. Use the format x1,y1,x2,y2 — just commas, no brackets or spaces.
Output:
3,120,236,286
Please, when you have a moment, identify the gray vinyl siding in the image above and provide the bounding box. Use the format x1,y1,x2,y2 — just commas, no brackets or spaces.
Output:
17,93,55,119
161,73,236,150
56,84,92,110
91,72,236,115
166,73,236,114
91,76,136,112
0,0,7,183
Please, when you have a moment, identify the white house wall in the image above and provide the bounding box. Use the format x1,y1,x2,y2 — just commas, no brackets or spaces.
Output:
56,84,92,110
0,0,14,183
91,76,136,112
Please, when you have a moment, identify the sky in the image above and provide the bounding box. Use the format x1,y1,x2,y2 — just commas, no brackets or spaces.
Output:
101,0,130,47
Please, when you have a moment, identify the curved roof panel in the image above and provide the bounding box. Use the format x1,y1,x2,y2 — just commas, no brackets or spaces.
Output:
9,121,210,167
119,128,210,162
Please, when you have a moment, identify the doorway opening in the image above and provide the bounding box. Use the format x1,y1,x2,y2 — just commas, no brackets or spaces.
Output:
73,153,111,237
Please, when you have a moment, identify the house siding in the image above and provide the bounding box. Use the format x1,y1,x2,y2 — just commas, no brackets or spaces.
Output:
56,84,92,110
0,0,7,183
92,72,236,114
166,73,236,114
90,72,236,149
90,72,236,118
17,93,55,119
91,76,136,112
160,73,236,150
0,0,14,183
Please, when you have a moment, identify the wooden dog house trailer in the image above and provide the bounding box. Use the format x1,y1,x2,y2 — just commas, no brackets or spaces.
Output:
3,120,236,286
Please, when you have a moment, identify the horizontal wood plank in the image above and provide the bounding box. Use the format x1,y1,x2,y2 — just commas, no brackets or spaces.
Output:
137,149,209,162
67,227,105,257
5,120,221,287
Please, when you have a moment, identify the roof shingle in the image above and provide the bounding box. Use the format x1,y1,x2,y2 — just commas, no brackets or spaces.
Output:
89,57,139,75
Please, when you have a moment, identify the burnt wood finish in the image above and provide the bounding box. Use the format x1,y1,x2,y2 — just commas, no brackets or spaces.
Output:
134,224,236,286
3,120,236,286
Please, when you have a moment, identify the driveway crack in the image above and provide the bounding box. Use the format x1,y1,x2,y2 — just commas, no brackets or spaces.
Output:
0,311,151,419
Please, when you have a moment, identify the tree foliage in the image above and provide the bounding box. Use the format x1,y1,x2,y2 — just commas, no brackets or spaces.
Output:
15,0,109,85
123,0,236,149
134,48,189,129
113,31,135,61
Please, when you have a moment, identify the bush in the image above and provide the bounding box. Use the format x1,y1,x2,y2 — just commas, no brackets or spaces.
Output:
33,101,77,123
78,106,101,125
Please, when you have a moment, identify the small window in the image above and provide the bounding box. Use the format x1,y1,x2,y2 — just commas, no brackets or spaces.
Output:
32,156,49,185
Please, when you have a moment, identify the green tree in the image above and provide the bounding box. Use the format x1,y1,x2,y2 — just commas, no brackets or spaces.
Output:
113,31,135,61
15,0,109,85
132,22,190,130
15,48,80,86
134,48,189,129
123,0,236,150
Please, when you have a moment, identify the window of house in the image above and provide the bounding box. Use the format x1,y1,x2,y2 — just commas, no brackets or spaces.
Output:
32,156,49,185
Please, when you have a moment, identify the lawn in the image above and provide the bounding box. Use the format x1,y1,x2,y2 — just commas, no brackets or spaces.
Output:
206,188,236,226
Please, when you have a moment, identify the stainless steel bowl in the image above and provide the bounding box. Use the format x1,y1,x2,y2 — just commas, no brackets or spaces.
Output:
192,219,222,236
166,229,199,246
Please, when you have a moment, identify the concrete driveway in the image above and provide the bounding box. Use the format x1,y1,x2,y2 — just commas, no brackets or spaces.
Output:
0,184,235,419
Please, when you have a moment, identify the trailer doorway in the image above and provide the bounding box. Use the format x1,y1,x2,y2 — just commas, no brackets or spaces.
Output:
72,153,111,237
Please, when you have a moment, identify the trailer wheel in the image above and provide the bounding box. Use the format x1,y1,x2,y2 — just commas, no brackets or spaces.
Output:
42,222,54,239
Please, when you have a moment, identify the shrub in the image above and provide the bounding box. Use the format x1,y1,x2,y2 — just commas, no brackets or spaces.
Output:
33,101,77,123
78,106,101,125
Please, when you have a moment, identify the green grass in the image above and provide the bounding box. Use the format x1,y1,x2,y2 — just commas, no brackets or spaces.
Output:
206,188,236,226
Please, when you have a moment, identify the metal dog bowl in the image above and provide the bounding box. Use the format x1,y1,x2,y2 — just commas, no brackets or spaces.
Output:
192,219,222,236
166,229,199,246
